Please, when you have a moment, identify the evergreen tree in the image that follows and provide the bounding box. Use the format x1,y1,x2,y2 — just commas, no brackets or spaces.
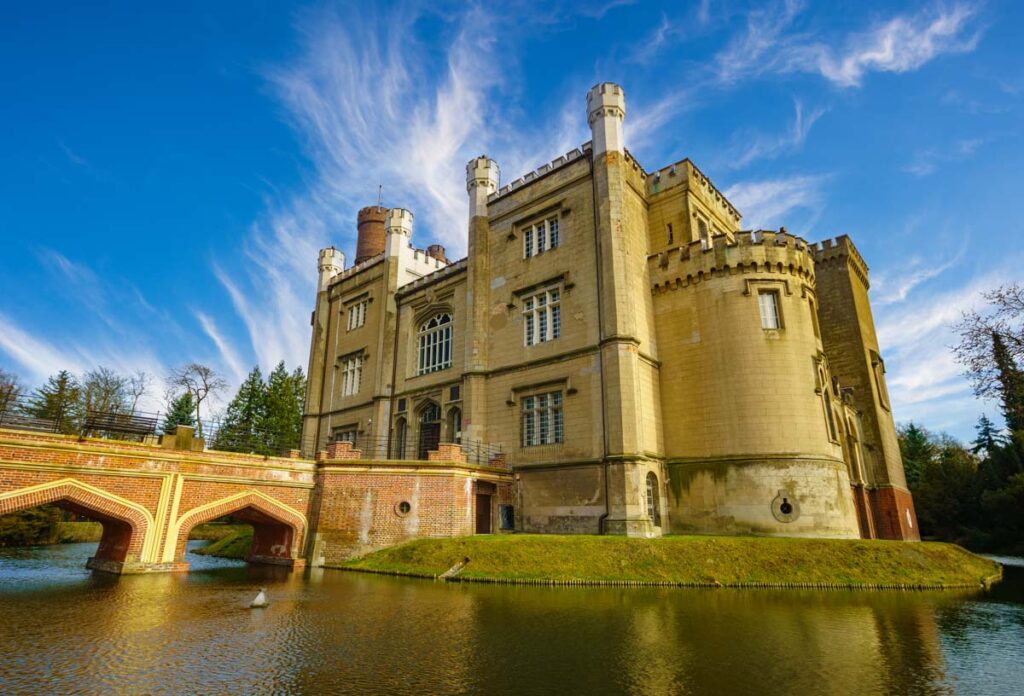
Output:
163,392,196,434
898,422,934,487
29,370,82,434
263,362,303,455
970,415,1003,458
992,331,1024,433
212,366,266,453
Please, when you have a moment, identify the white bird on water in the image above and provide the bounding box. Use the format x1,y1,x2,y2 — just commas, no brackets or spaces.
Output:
250,588,269,608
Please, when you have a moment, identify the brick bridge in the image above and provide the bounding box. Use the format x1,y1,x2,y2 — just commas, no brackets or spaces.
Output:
0,428,512,574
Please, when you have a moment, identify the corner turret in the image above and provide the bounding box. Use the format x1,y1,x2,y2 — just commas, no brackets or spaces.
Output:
466,156,499,219
587,82,625,155
317,247,345,292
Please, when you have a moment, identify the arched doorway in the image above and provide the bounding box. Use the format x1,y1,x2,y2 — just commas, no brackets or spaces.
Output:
645,472,661,527
393,417,408,459
447,407,462,444
417,402,441,459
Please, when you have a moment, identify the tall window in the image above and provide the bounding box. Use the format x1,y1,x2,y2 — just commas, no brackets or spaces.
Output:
521,391,564,446
646,472,661,526
524,216,560,258
758,290,781,330
697,217,711,250
347,300,367,331
417,313,453,375
340,354,362,396
871,352,891,411
808,298,821,339
667,223,674,245
523,286,561,346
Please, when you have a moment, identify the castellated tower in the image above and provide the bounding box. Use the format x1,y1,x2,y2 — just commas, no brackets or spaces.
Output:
650,232,862,538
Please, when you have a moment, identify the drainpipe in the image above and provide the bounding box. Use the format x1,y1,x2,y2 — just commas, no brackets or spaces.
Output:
589,149,611,535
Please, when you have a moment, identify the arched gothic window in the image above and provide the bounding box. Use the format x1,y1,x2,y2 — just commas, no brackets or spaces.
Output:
417,313,453,375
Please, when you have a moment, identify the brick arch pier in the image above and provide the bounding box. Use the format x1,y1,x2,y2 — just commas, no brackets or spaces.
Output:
0,428,315,574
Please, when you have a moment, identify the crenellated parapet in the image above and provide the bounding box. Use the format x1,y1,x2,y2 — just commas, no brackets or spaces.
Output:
649,229,817,294
488,144,590,203
645,159,742,226
809,235,870,289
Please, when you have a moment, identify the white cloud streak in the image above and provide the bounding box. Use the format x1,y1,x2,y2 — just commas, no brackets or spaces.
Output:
195,311,247,385
730,99,826,168
723,174,829,230
711,1,981,88
903,138,984,176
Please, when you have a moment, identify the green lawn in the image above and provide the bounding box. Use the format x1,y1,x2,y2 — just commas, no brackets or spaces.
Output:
191,526,254,559
341,534,1002,588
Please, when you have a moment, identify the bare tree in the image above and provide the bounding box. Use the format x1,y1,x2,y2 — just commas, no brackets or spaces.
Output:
954,283,1024,399
167,363,227,438
0,367,24,413
127,371,152,413
80,367,129,415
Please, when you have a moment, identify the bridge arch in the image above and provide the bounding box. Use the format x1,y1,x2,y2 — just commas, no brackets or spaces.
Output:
0,478,156,568
168,490,307,566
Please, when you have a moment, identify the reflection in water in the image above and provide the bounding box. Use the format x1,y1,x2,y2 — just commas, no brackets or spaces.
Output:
0,543,1021,695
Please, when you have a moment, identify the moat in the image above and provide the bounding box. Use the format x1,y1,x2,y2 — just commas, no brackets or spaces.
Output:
0,543,1021,695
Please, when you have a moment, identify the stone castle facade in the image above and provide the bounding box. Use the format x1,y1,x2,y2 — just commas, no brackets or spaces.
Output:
301,82,919,543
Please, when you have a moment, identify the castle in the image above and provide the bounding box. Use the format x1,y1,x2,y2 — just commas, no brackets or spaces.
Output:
301,82,919,545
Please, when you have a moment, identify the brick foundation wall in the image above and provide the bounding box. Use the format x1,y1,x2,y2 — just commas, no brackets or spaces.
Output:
312,460,513,565
868,486,920,541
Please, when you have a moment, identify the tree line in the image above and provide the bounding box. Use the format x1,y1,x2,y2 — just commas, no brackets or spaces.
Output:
900,283,1024,554
0,361,306,455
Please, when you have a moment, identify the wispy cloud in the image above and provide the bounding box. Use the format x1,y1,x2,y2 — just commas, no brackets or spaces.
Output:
903,137,985,176
729,99,826,168
215,3,584,371
710,1,981,89
875,266,1015,435
723,173,829,231
195,311,247,385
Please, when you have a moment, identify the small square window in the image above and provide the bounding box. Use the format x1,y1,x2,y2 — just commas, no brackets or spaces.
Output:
397,398,407,412
450,385,461,401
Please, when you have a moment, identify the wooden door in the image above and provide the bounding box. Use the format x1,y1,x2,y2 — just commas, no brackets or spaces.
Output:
475,494,492,534
418,422,440,460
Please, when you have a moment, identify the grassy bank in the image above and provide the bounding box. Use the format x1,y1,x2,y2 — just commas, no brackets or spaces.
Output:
191,527,253,559
342,535,1002,589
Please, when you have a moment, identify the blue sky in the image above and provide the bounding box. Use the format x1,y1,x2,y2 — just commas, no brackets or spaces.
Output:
0,0,1021,438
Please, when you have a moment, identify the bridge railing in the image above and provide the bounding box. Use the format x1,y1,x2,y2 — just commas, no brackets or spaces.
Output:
322,433,506,467
0,394,160,441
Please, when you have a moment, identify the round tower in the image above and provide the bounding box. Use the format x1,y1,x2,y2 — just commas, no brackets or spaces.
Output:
586,82,625,155
652,231,861,538
426,244,447,263
465,156,499,220
355,206,388,264
317,247,345,292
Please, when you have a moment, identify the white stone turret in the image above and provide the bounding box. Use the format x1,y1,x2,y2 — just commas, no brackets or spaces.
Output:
385,208,414,257
317,247,345,292
587,82,626,155
466,156,499,219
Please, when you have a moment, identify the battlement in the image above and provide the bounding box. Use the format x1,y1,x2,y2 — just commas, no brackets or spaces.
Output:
396,257,468,298
648,229,816,293
646,159,742,224
327,253,385,289
809,235,870,288
487,143,591,203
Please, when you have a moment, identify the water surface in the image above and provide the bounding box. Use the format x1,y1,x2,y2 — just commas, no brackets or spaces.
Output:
0,542,1021,695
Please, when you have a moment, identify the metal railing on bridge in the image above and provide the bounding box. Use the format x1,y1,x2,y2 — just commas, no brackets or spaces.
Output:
0,394,160,441
327,433,506,468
